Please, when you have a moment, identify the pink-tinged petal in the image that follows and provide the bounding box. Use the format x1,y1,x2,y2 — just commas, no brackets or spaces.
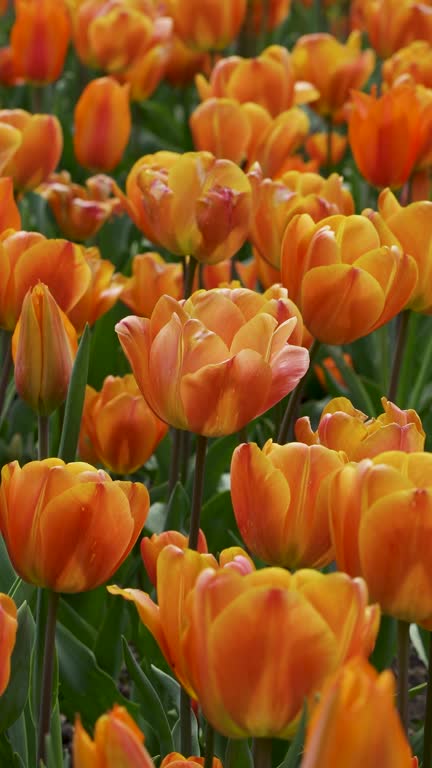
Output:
184,290,246,348
181,318,230,376
265,342,309,410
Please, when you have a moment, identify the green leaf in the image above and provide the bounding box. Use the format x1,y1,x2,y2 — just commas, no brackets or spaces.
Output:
326,346,377,415
410,623,429,665
56,622,139,731
57,598,97,649
225,739,253,768
202,435,238,501
370,614,397,671
88,304,130,389
276,703,308,768
149,665,180,716
172,707,200,757
122,637,174,758
164,481,190,533
58,324,91,462
0,731,24,767
94,592,126,677
31,590,59,728
45,699,64,768
0,537,17,591
0,602,34,733
201,491,241,554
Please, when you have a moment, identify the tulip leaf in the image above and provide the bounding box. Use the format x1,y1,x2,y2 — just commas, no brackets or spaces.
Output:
164,481,190,533
121,637,174,758
172,707,200,757
0,732,24,767
56,622,139,731
225,739,253,768
326,346,377,416
94,591,126,678
57,598,97,649
0,601,34,733
369,614,397,672
0,537,17,591
276,703,308,768
149,665,180,715
45,698,64,768
58,324,91,462
200,490,241,554
201,435,238,501
88,303,130,389
31,590,59,728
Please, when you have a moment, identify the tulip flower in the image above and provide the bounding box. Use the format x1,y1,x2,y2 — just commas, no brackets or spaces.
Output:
10,0,70,84
165,35,210,87
291,32,375,117
161,755,223,768
120,150,254,265
120,252,183,317
190,98,256,166
0,110,63,191
326,450,432,626
140,530,208,587
280,212,417,344
348,84,424,189
0,594,17,696
300,659,414,768
37,171,121,242
73,77,131,171
0,177,21,233
383,41,432,89
12,284,78,415
73,705,153,767
166,0,247,51
296,396,425,460
360,0,432,59
305,132,347,168
182,567,379,738
248,0,291,33
66,246,126,334
0,231,91,331
79,374,168,474
0,123,22,175
249,107,310,178
231,440,347,569
0,458,149,592
116,287,309,436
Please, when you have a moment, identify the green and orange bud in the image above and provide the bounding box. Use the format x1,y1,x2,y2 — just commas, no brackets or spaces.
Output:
231,440,347,569
281,212,418,344
116,287,309,436
161,755,223,768
66,246,126,334
120,252,183,318
296,396,425,460
291,31,375,117
73,705,153,767
0,110,63,191
140,530,208,587
0,458,149,592
74,77,131,171
300,659,414,768
166,0,247,51
10,0,70,83
182,567,379,738
0,594,17,696
121,150,254,265
12,283,78,415
79,374,168,474
0,177,21,233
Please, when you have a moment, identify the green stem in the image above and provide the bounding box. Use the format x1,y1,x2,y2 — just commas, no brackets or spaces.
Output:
204,721,215,768
188,434,208,550
253,738,272,768
180,429,191,484
37,590,60,766
180,686,192,756
0,331,12,422
236,0,256,57
184,256,198,300
423,633,432,768
397,619,410,734
388,311,410,403
38,414,50,461
168,428,182,499
277,340,321,444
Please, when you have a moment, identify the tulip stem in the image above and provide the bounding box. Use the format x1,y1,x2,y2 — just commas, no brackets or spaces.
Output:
184,256,198,300
37,589,60,765
188,434,208,550
253,738,272,768
180,687,192,756
277,340,320,444
0,330,12,423
423,633,432,767
204,720,215,768
38,414,50,460
168,428,182,498
388,310,410,403
397,619,410,733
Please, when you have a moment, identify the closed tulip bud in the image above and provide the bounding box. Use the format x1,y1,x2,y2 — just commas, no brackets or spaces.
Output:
281,212,418,344
166,0,247,51
116,287,309,436
74,706,154,767
190,98,253,166
231,440,347,569
0,110,63,191
141,530,208,587
0,177,21,233
0,594,17,696
182,567,379,738
0,459,149,592
300,659,414,768
120,252,183,317
79,374,168,474
67,246,126,334
161,755,223,768
11,0,70,84
250,107,310,178
361,0,431,59
296,396,425,460
12,284,78,415
121,16,173,102
0,231,91,331
74,77,131,171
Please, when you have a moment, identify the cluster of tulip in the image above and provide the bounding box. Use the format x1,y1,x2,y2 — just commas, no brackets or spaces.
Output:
0,0,432,767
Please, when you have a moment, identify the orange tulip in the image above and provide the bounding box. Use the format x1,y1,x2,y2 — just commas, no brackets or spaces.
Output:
0,231,91,331
313,353,352,390
326,451,432,626
73,705,153,767
120,150,254,265
161,755,222,768
280,212,418,344
248,0,291,33
348,84,425,188
66,246,126,334
0,594,17,696
38,171,121,242
296,396,425,459
164,35,210,87
300,659,414,768
231,440,347,568
78,374,168,474
291,32,375,117
383,41,432,89
248,107,310,178
0,177,21,233
74,77,131,171
305,132,348,167
360,0,432,59
166,0,247,51
190,98,254,166
0,123,22,175
183,567,379,738
109,544,253,695
201,258,257,290
120,15,173,102
10,0,70,84
120,252,183,317
0,46,20,88
140,529,208,587
12,284,78,415
0,458,149,592
0,110,63,191
116,287,309,436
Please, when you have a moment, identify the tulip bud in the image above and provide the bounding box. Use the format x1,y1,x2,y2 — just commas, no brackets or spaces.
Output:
74,706,154,767
0,109,63,191
12,283,78,415
11,0,70,84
